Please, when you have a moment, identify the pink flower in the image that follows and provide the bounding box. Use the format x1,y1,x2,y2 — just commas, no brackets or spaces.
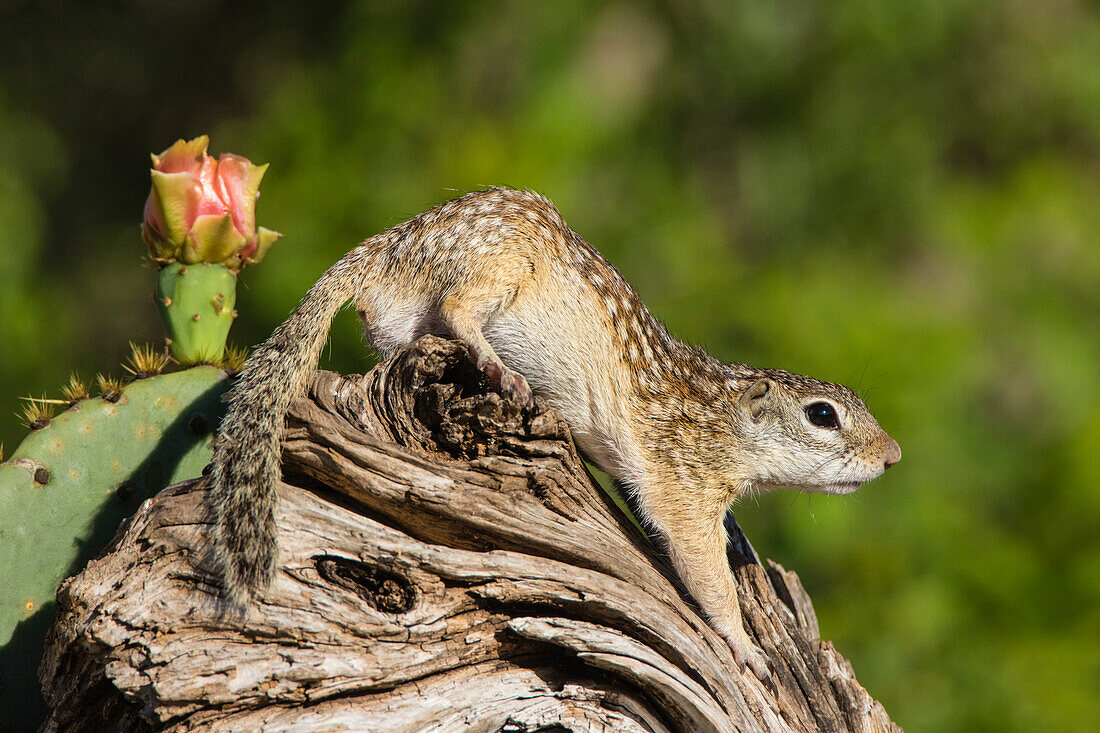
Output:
142,136,280,271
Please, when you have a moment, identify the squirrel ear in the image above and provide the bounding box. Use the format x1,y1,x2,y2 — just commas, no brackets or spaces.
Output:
740,378,774,421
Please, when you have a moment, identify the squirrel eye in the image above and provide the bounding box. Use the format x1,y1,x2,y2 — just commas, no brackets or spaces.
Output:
805,402,840,429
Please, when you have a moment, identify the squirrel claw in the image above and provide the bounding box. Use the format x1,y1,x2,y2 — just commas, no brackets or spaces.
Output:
761,662,778,696
730,638,775,692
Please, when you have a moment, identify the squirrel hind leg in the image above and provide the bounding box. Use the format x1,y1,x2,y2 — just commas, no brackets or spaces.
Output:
439,293,533,407
353,288,531,407
355,294,443,359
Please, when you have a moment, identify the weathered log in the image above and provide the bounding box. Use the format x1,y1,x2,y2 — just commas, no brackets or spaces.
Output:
38,336,900,732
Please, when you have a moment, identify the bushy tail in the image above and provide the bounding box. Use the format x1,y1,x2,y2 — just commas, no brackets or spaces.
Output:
210,246,367,606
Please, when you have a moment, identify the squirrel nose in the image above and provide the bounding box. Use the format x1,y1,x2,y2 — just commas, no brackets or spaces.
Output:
882,438,901,470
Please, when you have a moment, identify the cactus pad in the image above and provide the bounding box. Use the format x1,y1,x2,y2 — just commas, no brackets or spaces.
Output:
0,365,230,725
155,262,237,364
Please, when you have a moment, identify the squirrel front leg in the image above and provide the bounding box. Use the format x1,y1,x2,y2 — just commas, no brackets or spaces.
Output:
649,493,772,682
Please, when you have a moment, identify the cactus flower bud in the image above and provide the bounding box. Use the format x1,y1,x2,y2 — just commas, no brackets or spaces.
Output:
143,136,280,364
142,135,280,271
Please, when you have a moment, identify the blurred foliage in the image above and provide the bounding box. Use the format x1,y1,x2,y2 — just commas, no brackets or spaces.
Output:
1,1,1098,730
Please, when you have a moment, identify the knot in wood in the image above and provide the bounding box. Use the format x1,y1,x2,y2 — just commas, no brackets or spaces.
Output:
314,555,416,614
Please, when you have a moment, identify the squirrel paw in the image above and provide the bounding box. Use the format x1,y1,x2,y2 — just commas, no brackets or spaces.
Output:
478,358,534,407
728,636,775,692
499,369,533,407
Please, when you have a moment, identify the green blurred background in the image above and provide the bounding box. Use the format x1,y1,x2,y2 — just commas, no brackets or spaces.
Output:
1,1,1097,730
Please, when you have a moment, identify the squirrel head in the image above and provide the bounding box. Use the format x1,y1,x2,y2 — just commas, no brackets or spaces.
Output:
731,369,900,495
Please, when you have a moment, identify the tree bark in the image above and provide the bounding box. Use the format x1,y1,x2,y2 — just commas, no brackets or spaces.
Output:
38,336,901,732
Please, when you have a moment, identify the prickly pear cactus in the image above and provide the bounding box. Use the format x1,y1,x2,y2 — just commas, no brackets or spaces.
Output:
0,365,229,634
156,262,238,363
0,365,231,729
0,135,275,729
143,135,278,365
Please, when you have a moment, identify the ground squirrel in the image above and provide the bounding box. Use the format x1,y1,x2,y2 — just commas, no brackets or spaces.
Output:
211,187,900,682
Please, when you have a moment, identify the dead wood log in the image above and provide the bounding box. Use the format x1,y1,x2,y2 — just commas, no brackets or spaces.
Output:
38,335,900,732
